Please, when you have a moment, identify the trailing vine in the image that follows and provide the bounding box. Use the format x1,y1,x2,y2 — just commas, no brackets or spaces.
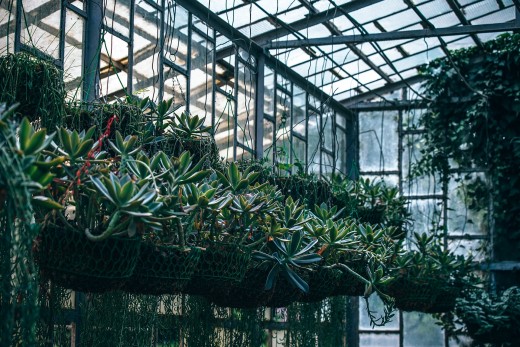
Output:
413,33,520,260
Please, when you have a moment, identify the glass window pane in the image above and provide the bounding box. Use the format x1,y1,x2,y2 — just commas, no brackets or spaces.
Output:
164,3,189,68
292,85,306,137
360,334,400,347
308,110,320,174
359,111,399,172
163,67,187,114
403,311,444,347
64,9,84,101
336,127,348,175
447,173,488,237
214,91,235,162
409,199,443,236
190,31,214,123
402,134,442,196
263,119,275,164
292,136,306,172
20,0,61,59
276,89,291,165
132,1,161,102
237,63,256,151
264,66,275,116
359,295,399,331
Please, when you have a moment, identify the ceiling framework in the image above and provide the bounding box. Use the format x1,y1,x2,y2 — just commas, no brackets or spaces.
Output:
204,0,518,105
0,0,517,107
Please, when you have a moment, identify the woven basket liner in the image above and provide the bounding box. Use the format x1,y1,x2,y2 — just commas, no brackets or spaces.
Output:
385,277,442,312
423,284,462,313
354,206,386,225
332,260,367,297
270,176,333,208
123,243,202,295
37,227,141,293
183,243,251,297
209,266,304,308
298,267,343,303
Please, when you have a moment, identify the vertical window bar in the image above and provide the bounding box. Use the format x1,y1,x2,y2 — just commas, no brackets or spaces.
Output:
186,11,192,113
211,28,217,134
127,0,135,95
255,54,265,159
233,46,239,161
14,0,21,52
158,0,166,102
59,0,66,70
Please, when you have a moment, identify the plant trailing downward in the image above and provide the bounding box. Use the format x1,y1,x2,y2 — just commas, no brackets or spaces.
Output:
413,33,520,260
0,52,66,129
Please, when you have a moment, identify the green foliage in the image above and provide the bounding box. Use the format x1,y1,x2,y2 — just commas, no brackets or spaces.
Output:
253,230,321,293
439,286,520,346
0,52,66,129
414,33,520,256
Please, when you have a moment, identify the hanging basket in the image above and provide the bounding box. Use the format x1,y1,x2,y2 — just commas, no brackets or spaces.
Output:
209,266,304,308
122,243,202,295
332,260,367,297
355,206,386,225
299,267,343,303
424,284,462,313
385,277,442,312
183,243,251,297
36,226,141,292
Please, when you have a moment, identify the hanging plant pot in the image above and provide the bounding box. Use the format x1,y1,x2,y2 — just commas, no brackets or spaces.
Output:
209,266,304,309
385,277,442,312
355,206,386,225
298,267,343,303
36,226,141,293
331,260,367,297
424,284,462,313
122,243,202,295
183,243,251,297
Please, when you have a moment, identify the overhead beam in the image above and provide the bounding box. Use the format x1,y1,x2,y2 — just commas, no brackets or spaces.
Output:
215,0,384,60
341,75,426,106
266,22,520,49
175,0,354,118
444,0,483,48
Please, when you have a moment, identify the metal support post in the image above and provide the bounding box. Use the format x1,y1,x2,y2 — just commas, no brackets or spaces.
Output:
83,0,103,102
255,54,265,159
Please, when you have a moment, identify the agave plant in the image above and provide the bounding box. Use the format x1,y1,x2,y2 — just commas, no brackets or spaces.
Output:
253,230,321,293
216,161,260,194
86,173,162,241
172,112,212,139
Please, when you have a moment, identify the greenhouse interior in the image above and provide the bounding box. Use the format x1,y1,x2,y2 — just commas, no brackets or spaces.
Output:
1,0,520,346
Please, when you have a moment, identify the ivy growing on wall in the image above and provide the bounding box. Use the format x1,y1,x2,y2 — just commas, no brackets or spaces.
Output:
413,33,520,261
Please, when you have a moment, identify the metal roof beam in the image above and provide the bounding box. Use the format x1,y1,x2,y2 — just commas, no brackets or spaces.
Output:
444,0,483,48
266,22,520,49
216,0,383,60
341,75,426,106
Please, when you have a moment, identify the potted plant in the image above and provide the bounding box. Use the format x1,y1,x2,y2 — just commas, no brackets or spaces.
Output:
384,233,472,313
122,151,210,295
36,125,163,292
141,101,220,169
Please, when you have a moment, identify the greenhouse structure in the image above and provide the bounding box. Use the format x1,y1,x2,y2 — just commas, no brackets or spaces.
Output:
1,0,520,346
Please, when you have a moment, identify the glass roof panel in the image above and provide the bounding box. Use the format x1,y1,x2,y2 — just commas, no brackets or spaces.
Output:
416,0,452,18
349,0,408,25
472,7,516,25
464,0,500,20
377,9,422,32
